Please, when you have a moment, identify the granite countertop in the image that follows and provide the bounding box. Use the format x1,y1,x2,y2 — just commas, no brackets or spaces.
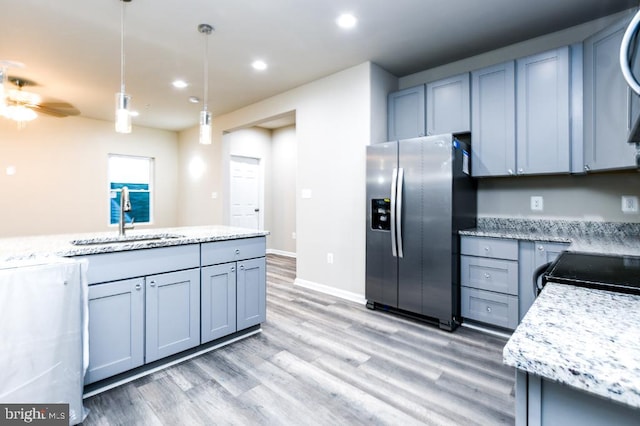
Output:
503,282,640,409
460,217,640,256
0,225,269,262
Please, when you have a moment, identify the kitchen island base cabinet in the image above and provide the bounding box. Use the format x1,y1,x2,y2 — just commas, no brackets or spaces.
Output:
237,257,267,330
145,268,200,363
85,278,144,385
516,371,640,426
201,263,237,343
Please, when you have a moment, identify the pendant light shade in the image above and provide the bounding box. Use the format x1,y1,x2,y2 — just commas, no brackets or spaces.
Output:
115,0,132,134
198,23,214,145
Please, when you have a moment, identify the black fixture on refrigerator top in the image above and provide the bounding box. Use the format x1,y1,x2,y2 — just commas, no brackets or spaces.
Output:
365,133,477,331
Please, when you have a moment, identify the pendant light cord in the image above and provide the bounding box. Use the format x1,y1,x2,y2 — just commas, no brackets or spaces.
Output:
203,28,209,112
120,0,126,94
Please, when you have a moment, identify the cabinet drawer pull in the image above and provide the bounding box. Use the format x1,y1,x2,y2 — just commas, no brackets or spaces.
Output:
517,168,524,174
135,284,141,290
507,169,514,175
231,266,236,272
486,306,492,313
484,272,491,279
235,249,241,255
484,246,490,253
538,245,545,251
149,280,156,287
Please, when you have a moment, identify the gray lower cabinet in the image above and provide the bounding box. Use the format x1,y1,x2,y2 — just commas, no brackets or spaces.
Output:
426,73,470,135
460,236,519,330
201,263,237,343
516,371,640,426
583,13,639,172
145,268,200,363
471,61,516,177
237,257,267,330
201,237,267,341
387,85,425,141
85,277,144,385
518,241,569,321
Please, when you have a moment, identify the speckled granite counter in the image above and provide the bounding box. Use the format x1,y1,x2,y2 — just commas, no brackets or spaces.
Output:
503,282,640,409
460,218,640,256
0,226,269,262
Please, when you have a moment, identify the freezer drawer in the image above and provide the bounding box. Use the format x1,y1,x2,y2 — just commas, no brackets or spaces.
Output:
461,286,518,330
461,236,518,260
460,255,518,295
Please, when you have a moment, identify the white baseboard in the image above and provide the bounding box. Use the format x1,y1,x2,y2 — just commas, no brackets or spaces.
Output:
266,249,296,258
294,278,366,305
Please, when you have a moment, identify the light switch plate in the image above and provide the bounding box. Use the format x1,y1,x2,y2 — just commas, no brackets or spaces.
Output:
622,195,639,213
530,196,543,211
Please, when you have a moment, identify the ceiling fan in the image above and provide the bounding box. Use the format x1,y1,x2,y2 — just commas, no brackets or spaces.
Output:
2,76,80,122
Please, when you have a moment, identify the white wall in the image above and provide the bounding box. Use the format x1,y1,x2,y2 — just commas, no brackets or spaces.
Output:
178,62,387,299
0,115,179,237
270,125,297,255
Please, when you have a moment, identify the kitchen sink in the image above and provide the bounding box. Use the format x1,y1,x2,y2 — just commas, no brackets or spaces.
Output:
70,233,186,246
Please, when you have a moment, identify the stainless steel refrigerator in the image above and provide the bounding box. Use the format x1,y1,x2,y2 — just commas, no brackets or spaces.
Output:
365,133,476,331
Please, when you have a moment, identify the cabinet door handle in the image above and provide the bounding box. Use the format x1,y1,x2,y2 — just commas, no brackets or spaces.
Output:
484,246,490,253
507,169,514,175
484,272,491,279
230,266,236,272
235,249,241,255
149,280,156,287
486,306,492,313
538,245,545,251
135,284,142,291
239,265,245,270
517,168,524,175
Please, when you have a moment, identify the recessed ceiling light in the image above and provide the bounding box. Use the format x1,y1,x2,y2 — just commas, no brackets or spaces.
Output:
336,13,357,29
252,60,268,71
172,79,189,89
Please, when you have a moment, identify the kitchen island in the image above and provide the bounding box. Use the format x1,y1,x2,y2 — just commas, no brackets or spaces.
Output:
503,282,640,425
0,226,269,396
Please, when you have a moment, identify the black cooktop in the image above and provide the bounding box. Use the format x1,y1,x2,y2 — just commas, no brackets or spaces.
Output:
543,251,640,295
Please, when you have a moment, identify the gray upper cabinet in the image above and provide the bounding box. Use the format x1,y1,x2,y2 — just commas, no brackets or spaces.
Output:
85,277,144,385
516,47,571,175
471,62,516,177
387,85,425,141
145,268,201,363
583,16,639,172
426,73,471,135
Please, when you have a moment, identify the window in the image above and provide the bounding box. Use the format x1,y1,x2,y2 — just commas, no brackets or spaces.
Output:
108,154,153,225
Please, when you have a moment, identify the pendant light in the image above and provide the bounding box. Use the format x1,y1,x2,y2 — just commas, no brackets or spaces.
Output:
115,0,132,134
198,23,214,145
0,66,7,118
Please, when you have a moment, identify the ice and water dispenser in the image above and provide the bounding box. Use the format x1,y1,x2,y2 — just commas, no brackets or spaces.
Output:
371,198,391,230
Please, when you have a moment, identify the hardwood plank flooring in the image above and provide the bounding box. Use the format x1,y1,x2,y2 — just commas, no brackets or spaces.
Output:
82,254,515,425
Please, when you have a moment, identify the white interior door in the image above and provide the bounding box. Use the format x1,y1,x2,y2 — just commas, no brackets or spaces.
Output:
229,156,262,229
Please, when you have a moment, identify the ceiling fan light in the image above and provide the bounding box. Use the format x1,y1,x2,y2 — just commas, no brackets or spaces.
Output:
115,92,132,134
199,110,212,145
8,89,40,105
7,105,37,122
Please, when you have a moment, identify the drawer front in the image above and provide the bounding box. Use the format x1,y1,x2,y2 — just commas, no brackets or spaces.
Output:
201,237,266,266
79,244,200,285
461,255,518,295
461,287,518,330
460,236,518,260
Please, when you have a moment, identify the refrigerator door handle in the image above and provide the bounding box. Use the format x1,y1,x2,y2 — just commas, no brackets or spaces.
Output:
396,167,404,258
390,168,398,257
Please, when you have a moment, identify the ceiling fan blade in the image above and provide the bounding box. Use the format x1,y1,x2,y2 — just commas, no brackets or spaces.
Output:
30,102,80,118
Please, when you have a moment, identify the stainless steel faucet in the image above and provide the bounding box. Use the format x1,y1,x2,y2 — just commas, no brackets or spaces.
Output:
118,186,135,237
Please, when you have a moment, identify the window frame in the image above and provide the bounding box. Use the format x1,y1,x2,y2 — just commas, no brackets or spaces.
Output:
107,154,155,227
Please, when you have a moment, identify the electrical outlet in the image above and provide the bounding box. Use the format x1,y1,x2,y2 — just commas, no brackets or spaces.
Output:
530,196,544,211
327,253,334,264
622,195,639,213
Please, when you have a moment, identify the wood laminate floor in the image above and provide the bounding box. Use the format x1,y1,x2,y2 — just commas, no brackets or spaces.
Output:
82,254,515,425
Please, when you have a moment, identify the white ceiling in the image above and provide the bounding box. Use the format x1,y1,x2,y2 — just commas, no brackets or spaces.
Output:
0,0,636,131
